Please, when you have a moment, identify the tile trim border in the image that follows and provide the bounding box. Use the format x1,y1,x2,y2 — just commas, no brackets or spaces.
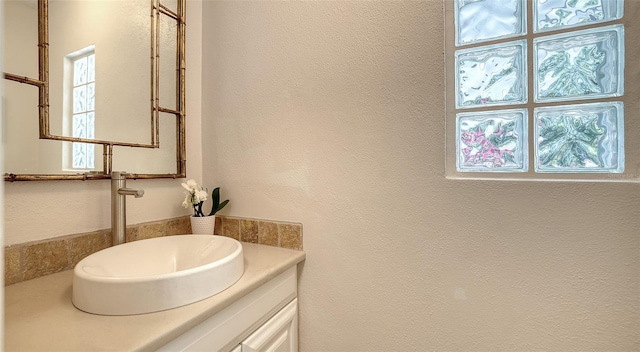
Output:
4,215,303,286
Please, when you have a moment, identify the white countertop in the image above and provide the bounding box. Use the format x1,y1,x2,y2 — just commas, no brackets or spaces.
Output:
4,242,305,351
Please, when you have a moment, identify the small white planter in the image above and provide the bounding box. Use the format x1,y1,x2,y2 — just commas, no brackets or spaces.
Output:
190,215,216,235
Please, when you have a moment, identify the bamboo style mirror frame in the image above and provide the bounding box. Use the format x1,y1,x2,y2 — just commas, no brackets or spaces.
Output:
3,0,186,181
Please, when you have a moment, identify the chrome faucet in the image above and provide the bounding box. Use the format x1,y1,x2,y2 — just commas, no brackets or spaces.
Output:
111,171,144,245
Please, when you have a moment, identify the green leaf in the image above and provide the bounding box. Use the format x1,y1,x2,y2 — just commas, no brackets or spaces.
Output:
212,187,220,208
216,199,230,213
208,187,230,216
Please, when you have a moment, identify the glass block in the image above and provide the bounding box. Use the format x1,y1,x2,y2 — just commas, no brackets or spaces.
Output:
456,40,527,109
455,0,526,46
456,109,528,172
534,25,624,103
72,143,87,169
87,54,96,83
74,57,88,86
86,112,95,139
86,83,95,111
534,102,624,173
86,144,95,169
73,86,87,113
72,114,87,138
534,0,624,33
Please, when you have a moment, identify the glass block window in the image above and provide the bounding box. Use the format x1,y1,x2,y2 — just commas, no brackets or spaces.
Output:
456,40,527,108
68,49,96,170
445,0,635,181
455,0,526,46
534,102,624,173
457,109,528,172
534,25,624,103
534,0,624,33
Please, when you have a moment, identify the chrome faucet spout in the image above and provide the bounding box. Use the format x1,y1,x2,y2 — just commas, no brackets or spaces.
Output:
118,188,145,198
111,171,144,246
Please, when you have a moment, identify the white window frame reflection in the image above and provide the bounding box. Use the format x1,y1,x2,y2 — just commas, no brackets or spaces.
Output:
63,46,96,171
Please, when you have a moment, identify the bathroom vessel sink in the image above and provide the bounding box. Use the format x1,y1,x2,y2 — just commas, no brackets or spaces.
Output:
72,235,244,315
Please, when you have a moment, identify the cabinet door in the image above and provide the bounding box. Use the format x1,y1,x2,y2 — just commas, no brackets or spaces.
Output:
230,345,242,352
242,299,298,352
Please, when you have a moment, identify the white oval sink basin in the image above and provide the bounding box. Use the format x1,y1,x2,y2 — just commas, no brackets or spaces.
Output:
72,235,244,315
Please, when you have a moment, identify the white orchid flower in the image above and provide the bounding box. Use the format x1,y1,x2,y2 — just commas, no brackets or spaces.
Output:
180,179,219,217
181,179,198,192
195,189,208,202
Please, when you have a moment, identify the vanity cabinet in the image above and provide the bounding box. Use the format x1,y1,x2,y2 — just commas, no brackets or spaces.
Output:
4,243,305,351
241,298,298,352
158,266,299,352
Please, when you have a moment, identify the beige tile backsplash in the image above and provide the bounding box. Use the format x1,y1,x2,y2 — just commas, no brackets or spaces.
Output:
4,215,302,286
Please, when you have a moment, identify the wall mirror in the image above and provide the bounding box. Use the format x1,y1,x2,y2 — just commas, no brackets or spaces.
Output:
3,0,186,181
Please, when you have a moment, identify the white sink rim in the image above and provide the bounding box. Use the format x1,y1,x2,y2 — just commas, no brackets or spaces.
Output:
73,235,242,283
72,234,244,316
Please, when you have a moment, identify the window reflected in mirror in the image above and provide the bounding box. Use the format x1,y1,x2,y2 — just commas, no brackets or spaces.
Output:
65,46,97,170
2,0,186,181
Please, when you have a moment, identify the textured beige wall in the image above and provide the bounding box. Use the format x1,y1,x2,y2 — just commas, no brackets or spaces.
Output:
202,1,639,351
3,0,203,245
